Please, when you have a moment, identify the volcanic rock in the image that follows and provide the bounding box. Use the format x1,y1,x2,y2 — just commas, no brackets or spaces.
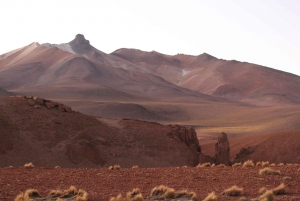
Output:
214,132,231,165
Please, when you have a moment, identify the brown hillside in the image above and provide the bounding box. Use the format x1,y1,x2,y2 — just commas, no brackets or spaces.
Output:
200,130,300,164
0,96,200,168
112,48,300,106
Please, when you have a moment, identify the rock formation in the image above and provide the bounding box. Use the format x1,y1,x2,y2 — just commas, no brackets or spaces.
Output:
199,132,231,166
167,125,201,152
233,146,255,163
214,132,231,165
12,95,72,112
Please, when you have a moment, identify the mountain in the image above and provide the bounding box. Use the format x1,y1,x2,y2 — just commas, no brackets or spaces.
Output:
112,48,300,106
0,96,200,168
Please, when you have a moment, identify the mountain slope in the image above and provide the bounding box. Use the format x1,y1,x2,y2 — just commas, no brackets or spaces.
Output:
0,96,200,168
112,48,300,105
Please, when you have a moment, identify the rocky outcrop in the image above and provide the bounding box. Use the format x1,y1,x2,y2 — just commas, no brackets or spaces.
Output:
167,125,201,152
12,95,72,112
233,146,255,163
199,132,231,166
214,132,231,165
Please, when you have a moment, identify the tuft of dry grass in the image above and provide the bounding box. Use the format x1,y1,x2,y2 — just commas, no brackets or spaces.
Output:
261,161,269,167
55,166,60,169
197,163,211,168
222,185,243,196
277,163,284,166
15,189,41,201
259,187,267,195
272,183,286,195
257,190,274,201
211,164,215,167
256,162,262,167
126,188,143,201
259,168,280,176
132,165,139,169
24,162,34,168
150,185,196,200
202,192,218,201
48,190,63,198
76,189,89,201
217,164,226,167
243,160,254,168
287,163,293,166
283,176,292,181
233,162,242,167
109,165,121,170
269,163,275,167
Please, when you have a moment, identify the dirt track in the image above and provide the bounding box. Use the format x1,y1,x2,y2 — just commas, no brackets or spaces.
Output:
1,165,300,201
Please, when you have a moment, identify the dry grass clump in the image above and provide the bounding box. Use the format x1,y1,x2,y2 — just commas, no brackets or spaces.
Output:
256,162,262,167
211,164,215,167
15,189,41,201
283,176,292,181
109,165,121,170
24,162,34,168
259,168,280,175
55,166,60,169
197,163,211,168
261,161,269,167
269,163,275,167
126,188,144,201
287,163,293,166
132,165,139,169
258,187,267,195
243,160,254,168
48,186,88,201
217,164,226,167
202,192,218,201
277,163,284,166
150,185,196,200
272,183,286,195
257,190,274,201
232,162,242,167
222,185,243,196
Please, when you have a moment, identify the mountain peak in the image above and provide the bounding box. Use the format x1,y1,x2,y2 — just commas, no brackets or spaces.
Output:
69,34,91,51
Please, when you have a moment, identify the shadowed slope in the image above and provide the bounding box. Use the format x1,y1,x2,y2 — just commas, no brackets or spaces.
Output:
0,96,200,168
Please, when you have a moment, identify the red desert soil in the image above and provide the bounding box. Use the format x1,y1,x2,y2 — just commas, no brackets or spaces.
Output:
1,166,300,201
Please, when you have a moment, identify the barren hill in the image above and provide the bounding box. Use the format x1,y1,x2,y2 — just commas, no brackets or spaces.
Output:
112,48,300,106
0,96,200,168
200,130,300,164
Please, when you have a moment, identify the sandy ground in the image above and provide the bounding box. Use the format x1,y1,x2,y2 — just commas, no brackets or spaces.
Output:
1,165,300,201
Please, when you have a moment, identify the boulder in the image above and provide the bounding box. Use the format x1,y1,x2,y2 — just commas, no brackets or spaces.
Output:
214,132,231,165
36,98,44,105
27,99,36,106
45,101,58,109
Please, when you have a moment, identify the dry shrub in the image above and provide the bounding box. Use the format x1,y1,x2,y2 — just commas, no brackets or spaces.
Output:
259,168,280,175
197,163,211,168
24,162,34,168
217,164,226,167
269,163,275,167
76,189,89,201
261,161,269,167
233,162,242,167
257,190,274,201
202,192,218,201
175,190,197,200
109,165,121,170
48,190,64,198
222,185,243,196
55,166,60,169
259,187,267,195
287,163,293,166
14,189,41,201
126,188,144,201
272,183,286,195
150,185,175,199
256,162,262,167
211,164,215,167
277,163,284,166
243,160,254,168
132,165,139,169
150,185,196,200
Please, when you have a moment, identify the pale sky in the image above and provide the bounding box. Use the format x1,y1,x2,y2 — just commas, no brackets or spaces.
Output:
1,0,300,75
